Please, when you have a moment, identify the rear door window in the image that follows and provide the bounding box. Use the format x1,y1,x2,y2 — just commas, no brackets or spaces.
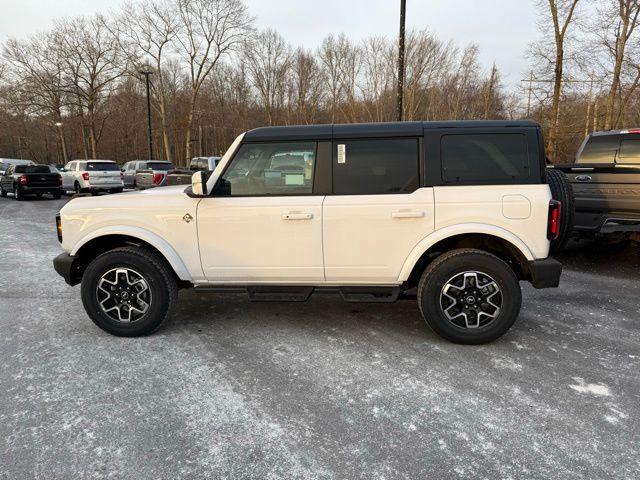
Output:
441,133,530,184
618,137,640,164
332,138,419,195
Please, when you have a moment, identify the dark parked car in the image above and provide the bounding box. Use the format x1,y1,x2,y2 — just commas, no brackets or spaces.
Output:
554,129,640,238
0,164,63,200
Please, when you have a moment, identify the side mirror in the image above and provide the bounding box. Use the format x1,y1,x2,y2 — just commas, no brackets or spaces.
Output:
191,170,208,196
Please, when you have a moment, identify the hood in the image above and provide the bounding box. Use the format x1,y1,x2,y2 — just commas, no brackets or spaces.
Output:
61,185,191,214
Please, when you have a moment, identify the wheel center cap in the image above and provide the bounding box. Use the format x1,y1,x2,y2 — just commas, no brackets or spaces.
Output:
121,291,129,300
466,295,476,305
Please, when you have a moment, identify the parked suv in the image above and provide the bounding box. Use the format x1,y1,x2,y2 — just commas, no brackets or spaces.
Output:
53,121,563,344
190,156,220,171
61,160,124,195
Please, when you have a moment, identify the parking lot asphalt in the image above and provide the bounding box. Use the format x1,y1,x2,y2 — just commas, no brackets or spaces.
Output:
0,195,639,480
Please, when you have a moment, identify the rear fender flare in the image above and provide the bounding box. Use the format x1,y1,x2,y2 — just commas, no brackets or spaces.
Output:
398,223,535,282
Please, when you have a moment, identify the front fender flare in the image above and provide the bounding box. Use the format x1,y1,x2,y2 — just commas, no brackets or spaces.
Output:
397,223,535,282
70,225,192,282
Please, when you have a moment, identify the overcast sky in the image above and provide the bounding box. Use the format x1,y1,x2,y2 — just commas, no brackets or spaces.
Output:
0,0,539,89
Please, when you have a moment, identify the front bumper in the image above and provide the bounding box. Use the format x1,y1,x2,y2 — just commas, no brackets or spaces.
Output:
53,252,83,286
528,258,562,289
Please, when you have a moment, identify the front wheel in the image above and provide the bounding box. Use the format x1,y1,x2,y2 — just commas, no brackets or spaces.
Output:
81,247,178,337
417,249,522,344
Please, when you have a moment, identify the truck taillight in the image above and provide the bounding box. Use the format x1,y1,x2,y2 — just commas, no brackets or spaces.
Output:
120,171,124,179
57,175,62,186
82,172,89,181
20,175,28,185
153,173,164,185
547,200,561,240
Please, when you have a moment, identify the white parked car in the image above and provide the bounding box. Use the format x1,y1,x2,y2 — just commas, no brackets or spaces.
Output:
61,160,124,195
53,121,564,344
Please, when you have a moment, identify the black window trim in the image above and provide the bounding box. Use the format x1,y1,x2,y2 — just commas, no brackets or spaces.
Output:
329,136,423,196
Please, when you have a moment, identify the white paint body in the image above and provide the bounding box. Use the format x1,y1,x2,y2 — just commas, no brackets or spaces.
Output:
59,135,552,286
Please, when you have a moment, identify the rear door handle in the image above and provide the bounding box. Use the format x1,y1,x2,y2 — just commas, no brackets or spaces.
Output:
575,175,592,182
282,212,314,220
391,210,425,219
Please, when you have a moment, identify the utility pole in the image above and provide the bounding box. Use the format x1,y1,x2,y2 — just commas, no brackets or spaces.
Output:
584,71,595,138
139,68,154,160
396,0,406,122
526,71,534,117
55,122,68,164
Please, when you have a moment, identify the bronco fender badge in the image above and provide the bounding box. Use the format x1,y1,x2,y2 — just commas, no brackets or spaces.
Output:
182,213,193,223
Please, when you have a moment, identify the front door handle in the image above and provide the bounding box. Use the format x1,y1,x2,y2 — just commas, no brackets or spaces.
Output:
575,175,592,182
282,212,314,220
391,210,425,219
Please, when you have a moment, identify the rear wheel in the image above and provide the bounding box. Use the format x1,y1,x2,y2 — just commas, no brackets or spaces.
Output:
546,168,575,252
81,247,178,337
74,182,81,195
14,186,23,201
417,249,522,344
0,186,6,197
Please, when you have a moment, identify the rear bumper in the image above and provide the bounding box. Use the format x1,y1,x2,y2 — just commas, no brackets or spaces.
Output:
528,258,562,289
22,186,63,194
85,183,123,191
53,252,82,286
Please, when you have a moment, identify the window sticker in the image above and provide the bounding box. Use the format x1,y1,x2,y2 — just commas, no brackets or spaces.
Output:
284,173,304,185
337,144,346,164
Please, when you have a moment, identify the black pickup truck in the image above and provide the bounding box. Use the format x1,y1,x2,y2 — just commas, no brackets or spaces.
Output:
0,164,63,200
553,129,640,237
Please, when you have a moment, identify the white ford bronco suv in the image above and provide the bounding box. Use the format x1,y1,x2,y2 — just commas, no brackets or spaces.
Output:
53,121,563,344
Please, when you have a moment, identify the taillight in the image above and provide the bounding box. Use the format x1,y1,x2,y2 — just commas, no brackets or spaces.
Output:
20,175,27,185
120,172,124,179
547,200,561,240
57,175,62,186
82,172,89,181
55,214,63,243
153,173,164,185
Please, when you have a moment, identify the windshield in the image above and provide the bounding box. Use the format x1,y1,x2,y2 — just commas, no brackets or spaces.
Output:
86,162,119,171
147,162,174,171
15,165,51,174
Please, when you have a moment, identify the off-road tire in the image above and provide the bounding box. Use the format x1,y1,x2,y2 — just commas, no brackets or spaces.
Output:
417,248,522,344
546,168,574,252
81,247,178,337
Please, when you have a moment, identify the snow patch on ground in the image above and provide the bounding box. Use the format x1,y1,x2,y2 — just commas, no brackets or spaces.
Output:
568,377,612,397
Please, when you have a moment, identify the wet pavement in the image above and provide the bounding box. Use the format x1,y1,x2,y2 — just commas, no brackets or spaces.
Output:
1,196,639,479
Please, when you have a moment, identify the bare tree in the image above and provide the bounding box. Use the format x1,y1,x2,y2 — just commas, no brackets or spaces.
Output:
115,0,180,161
243,29,290,125
532,0,581,158
175,0,252,163
54,15,124,158
3,32,70,162
599,0,640,129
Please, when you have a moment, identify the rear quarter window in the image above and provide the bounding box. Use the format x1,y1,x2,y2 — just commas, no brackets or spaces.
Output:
441,133,530,184
618,137,640,164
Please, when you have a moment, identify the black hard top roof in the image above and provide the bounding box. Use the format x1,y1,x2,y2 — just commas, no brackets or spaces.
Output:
244,120,540,142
